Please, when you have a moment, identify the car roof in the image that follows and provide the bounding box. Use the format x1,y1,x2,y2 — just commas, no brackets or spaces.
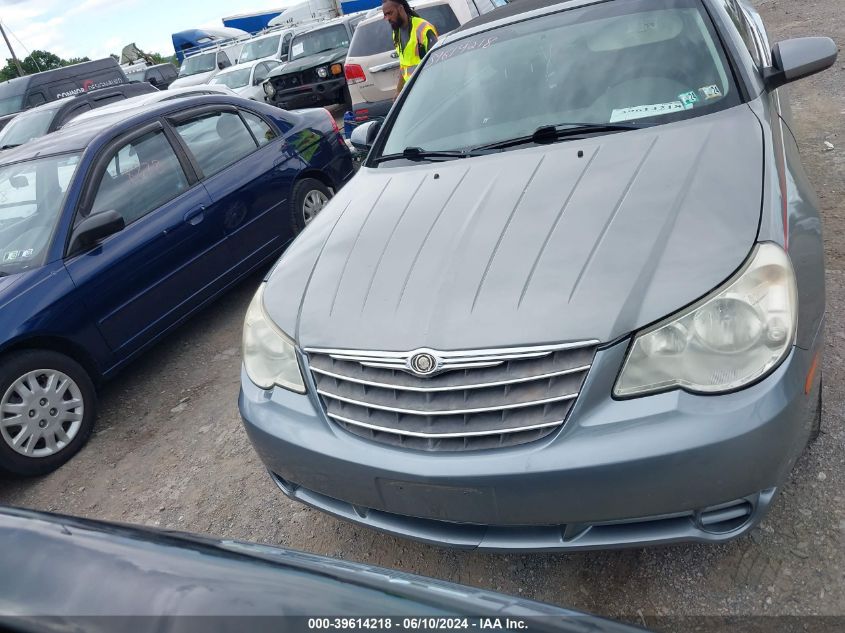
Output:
0,94,240,163
453,0,605,34
359,0,450,24
216,59,268,74
62,85,236,127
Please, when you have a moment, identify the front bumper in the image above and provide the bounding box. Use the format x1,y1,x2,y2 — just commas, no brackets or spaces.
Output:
269,77,346,109
239,339,818,551
352,98,393,122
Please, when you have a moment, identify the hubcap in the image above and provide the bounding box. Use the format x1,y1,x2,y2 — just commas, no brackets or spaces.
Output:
302,190,329,225
1,369,84,458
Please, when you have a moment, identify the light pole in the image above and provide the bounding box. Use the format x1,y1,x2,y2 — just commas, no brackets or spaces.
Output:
0,21,25,77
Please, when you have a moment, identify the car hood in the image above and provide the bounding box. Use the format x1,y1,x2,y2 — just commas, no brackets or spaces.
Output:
265,105,763,351
273,49,347,75
169,72,216,88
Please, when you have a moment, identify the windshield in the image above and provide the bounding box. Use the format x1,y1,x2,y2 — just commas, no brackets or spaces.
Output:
0,108,57,149
0,94,24,117
240,35,281,62
124,68,147,82
179,52,216,77
380,0,740,157
0,153,80,274
289,25,350,61
211,68,252,89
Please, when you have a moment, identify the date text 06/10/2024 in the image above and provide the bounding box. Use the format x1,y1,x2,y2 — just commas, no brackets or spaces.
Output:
306,618,530,630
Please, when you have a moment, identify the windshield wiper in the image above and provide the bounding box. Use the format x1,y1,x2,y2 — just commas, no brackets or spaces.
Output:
471,122,645,152
373,146,477,164
0,143,20,150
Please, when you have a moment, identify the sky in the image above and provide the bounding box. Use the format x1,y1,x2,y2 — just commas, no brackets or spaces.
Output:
0,0,299,62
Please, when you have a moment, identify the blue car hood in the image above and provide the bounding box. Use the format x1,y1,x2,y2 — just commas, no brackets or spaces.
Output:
264,105,763,350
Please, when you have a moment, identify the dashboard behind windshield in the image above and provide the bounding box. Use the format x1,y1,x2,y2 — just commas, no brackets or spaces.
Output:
0,153,80,274
379,0,741,158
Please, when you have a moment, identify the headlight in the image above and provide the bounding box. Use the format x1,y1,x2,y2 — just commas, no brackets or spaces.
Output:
263,81,275,97
242,284,305,393
614,243,797,397
316,66,328,78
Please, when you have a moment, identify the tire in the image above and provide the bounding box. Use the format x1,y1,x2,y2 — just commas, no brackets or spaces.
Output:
809,376,822,443
0,350,97,477
290,177,332,235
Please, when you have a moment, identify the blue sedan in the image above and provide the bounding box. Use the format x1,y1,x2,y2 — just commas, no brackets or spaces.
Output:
0,95,353,475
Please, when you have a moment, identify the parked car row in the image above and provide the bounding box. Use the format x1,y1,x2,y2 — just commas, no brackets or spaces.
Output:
0,93,353,476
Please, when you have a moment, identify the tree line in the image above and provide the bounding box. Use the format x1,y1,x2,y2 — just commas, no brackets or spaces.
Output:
1,49,177,82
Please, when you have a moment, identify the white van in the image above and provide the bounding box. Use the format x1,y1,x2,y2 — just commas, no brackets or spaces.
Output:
238,28,299,65
344,0,504,121
169,41,246,89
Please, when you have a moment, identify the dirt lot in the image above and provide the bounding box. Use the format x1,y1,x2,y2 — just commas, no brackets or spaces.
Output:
2,0,844,628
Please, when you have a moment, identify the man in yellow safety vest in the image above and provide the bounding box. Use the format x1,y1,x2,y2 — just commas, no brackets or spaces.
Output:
382,0,438,96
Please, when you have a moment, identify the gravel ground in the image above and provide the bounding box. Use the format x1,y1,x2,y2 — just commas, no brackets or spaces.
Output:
2,1,844,629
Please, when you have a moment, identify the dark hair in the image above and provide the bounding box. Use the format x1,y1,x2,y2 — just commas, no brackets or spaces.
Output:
383,0,420,47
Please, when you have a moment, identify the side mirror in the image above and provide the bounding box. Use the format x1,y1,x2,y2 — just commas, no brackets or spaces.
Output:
148,76,159,86
350,119,381,152
253,75,263,86
68,210,125,256
765,37,838,90
218,61,226,70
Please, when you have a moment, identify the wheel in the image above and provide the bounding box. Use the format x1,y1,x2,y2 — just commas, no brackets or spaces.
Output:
290,178,332,235
0,350,97,477
809,376,822,443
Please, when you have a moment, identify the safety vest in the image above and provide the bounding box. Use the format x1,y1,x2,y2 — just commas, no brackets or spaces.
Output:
397,16,437,82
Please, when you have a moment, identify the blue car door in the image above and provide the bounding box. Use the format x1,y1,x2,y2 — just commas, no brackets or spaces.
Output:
63,121,226,363
168,105,298,281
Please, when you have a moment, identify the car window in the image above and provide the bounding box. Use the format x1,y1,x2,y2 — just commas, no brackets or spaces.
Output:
718,0,762,66
174,111,258,177
241,111,277,147
0,94,24,116
349,20,393,57
281,32,294,60
26,92,47,108
179,52,216,77
350,6,459,58
241,35,282,62
89,129,189,225
418,5,460,37
0,153,81,273
211,69,251,89
381,0,741,158
289,25,350,61
254,64,270,84
0,108,56,149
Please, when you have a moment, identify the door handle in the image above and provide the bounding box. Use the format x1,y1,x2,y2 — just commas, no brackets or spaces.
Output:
184,206,205,226
370,61,400,73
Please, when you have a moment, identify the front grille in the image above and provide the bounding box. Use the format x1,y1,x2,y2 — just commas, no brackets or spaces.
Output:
276,73,304,90
305,342,598,451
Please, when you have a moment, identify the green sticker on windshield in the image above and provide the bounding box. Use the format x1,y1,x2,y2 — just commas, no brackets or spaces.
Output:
678,91,698,110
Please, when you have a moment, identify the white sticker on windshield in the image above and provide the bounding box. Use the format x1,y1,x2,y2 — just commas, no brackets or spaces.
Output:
700,84,722,100
291,42,304,57
22,248,34,258
3,250,19,262
610,101,685,122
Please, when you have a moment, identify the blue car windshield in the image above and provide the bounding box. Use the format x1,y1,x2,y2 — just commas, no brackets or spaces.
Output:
0,153,80,275
381,0,741,156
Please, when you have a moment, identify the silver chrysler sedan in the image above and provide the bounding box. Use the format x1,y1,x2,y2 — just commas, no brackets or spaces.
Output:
239,0,836,550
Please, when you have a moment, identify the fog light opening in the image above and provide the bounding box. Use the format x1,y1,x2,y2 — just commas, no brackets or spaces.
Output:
697,500,754,534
